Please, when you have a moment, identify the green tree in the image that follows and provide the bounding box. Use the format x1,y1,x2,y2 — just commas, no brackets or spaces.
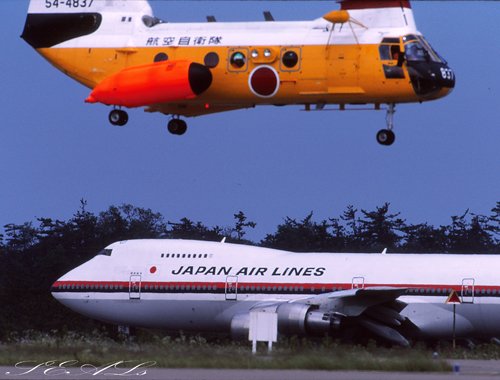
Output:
261,212,341,252
401,223,448,253
232,211,256,241
357,203,406,252
168,218,224,241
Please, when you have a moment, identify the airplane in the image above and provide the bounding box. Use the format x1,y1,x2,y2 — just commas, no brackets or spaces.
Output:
21,0,455,146
52,239,500,346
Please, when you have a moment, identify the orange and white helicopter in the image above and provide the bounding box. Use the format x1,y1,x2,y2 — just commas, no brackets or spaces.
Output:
22,0,455,145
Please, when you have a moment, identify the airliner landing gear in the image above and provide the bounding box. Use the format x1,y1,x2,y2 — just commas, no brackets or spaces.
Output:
167,118,187,135
109,109,129,126
376,103,396,146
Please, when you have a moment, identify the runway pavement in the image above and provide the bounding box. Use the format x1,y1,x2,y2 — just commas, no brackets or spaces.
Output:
2,360,500,380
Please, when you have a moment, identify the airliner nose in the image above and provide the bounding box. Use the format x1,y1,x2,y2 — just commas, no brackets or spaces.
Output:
51,279,64,303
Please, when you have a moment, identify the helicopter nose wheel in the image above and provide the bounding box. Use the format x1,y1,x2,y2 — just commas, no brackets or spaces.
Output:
109,109,129,126
376,129,395,146
167,118,187,135
376,103,396,146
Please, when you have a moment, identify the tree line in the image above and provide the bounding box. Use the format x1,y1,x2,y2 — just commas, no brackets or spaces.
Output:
0,200,498,338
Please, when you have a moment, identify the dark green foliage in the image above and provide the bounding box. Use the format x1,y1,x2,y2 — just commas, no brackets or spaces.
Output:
263,203,499,254
0,201,498,337
261,212,344,252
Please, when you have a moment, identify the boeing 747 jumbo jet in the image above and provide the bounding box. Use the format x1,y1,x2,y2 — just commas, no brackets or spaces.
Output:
21,0,455,145
53,239,500,346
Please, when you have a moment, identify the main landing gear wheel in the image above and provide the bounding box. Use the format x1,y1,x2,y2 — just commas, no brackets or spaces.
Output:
376,129,396,146
108,109,128,126
167,118,187,135
376,103,396,146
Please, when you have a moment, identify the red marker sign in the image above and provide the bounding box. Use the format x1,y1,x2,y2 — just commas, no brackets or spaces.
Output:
446,290,461,304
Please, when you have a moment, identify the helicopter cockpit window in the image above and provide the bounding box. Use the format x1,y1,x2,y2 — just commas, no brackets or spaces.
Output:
417,36,444,63
142,15,166,28
405,41,428,62
404,35,443,63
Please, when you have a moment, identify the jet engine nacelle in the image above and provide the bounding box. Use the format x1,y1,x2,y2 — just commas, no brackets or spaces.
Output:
230,304,343,340
277,303,342,336
86,60,212,108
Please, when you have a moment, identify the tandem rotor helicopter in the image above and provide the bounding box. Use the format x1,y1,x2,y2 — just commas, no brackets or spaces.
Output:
22,0,455,145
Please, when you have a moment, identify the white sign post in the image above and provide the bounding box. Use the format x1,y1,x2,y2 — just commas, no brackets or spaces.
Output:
248,311,278,354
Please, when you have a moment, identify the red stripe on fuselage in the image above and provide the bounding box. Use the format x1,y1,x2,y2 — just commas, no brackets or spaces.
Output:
51,280,499,295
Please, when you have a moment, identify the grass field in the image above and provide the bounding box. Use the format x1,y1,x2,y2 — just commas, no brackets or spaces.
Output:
0,330,458,372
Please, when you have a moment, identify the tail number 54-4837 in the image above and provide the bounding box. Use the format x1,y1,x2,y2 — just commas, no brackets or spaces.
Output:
45,0,94,8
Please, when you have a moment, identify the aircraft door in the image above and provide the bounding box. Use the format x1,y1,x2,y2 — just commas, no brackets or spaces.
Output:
129,273,142,300
378,38,405,79
461,278,475,304
225,275,238,301
352,276,365,289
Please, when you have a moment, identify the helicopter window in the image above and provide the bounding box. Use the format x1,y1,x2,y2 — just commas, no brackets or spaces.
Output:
382,37,400,44
404,41,429,62
282,51,299,68
379,44,401,61
230,52,246,68
97,249,112,256
402,34,418,43
404,35,444,64
154,53,168,62
204,52,220,68
379,45,391,60
142,15,166,28
417,36,444,63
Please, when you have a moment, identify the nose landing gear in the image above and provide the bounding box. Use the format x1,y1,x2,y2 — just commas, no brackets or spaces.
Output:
376,103,396,146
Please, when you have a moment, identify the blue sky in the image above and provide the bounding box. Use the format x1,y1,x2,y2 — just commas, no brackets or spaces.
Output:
1,1,498,241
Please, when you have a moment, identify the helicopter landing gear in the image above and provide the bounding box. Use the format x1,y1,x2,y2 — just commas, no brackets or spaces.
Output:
108,109,128,126
376,103,396,146
167,117,187,135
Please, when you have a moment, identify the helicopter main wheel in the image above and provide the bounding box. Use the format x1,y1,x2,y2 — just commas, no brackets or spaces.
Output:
109,109,128,126
376,129,396,146
167,119,187,135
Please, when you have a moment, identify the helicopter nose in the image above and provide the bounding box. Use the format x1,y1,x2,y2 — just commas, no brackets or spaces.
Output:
438,64,455,90
407,61,456,100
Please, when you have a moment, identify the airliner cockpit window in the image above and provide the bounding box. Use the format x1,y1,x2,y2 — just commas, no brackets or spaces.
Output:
142,15,165,28
97,249,112,256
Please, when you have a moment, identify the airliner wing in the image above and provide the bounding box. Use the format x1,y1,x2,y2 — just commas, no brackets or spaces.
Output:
256,286,412,346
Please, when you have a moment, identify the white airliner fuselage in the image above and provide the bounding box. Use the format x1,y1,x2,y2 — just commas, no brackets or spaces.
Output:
52,240,500,345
